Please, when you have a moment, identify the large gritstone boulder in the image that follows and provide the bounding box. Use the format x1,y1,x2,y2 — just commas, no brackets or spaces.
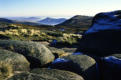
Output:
50,54,99,80
8,68,84,80
0,49,30,71
0,49,30,80
0,40,55,68
77,10,121,56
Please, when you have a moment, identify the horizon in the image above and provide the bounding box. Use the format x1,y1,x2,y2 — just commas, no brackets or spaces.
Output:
0,0,121,18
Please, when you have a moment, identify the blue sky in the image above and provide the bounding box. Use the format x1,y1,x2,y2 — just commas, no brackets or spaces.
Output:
0,0,121,18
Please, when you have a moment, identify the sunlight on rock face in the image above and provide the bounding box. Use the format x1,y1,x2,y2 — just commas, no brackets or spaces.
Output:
104,56,121,65
72,52,83,55
85,10,121,34
52,58,69,64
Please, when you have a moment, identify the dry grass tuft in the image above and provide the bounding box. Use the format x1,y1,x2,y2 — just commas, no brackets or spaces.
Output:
0,61,13,80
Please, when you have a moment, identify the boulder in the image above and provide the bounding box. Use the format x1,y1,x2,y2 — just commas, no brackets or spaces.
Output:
50,54,99,80
8,68,84,80
77,10,121,56
0,49,30,71
110,54,121,59
0,40,55,68
31,68,84,80
7,72,58,80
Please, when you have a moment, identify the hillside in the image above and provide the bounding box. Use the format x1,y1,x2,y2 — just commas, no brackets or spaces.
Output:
0,18,13,23
6,17,67,26
57,15,93,31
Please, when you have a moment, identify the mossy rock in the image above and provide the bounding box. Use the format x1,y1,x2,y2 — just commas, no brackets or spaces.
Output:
31,68,84,80
110,54,121,59
0,49,30,71
51,55,98,80
0,40,55,67
8,72,58,80
8,68,84,80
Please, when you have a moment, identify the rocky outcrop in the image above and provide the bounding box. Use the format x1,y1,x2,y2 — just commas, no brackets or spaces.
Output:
0,40,55,68
8,68,84,80
77,10,121,56
50,54,99,80
75,10,121,80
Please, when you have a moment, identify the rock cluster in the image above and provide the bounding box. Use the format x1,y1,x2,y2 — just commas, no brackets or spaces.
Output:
76,10,121,80
1,10,121,80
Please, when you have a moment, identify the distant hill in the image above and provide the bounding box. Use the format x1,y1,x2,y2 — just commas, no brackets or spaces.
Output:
0,18,13,23
6,17,67,26
0,18,41,26
6,17,41,22
38,17,67,25
57,15,93,31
